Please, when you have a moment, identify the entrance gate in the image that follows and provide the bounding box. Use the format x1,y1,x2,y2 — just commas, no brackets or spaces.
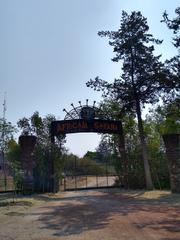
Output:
62,156,119,191
51,101,126,192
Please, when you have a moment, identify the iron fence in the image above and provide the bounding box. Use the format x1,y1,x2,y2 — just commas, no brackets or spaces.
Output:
61,157,121,191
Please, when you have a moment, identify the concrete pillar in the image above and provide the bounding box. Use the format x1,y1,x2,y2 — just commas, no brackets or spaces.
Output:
163,134,180,193
19,135,37,192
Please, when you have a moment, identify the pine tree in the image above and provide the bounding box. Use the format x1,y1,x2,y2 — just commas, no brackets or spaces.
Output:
87,11,165,189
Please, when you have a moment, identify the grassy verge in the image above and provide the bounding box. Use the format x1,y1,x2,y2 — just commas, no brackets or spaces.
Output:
109,189,180,206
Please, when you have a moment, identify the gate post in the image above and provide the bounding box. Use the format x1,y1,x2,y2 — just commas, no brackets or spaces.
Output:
19,135,37,193
163,134,180,193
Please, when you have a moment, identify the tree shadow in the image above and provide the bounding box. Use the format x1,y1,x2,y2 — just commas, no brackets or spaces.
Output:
161,238,180,240
41,203,109,236
31,189,180,237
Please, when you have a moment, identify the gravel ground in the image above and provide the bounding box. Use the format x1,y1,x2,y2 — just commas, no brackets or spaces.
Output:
0,189,180,240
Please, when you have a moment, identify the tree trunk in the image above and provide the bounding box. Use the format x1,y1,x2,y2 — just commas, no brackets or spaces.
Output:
135,99,154,190
118,121,129,188
130,48,153,190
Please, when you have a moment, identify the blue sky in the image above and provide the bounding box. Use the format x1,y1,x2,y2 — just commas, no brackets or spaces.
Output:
0,0,179,156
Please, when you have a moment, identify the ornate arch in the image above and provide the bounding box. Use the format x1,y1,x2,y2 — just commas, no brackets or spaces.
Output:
63,100,104,120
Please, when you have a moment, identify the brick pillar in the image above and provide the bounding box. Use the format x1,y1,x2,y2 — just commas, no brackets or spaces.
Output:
163,134,180,193
19,135,37,192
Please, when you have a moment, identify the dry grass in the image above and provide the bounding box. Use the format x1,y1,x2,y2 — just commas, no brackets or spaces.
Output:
108,189,180,205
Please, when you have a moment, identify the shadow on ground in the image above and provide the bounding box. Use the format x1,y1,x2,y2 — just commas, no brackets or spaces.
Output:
32,189,180,237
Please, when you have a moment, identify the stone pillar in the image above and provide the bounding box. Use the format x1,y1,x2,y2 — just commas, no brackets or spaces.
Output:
19,135,37,192
163,134,180,193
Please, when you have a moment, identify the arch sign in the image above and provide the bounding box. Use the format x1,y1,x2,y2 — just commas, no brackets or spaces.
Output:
50,101,124,192
51,119,122,135
51,102,123,141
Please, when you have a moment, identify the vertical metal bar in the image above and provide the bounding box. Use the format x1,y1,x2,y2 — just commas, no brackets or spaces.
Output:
107,163,110,186
106,157,108,187
64,177,66,190
75,157,77,189
2,95,7,192
50,127,55,193
86,175,87,188
75,176,77,189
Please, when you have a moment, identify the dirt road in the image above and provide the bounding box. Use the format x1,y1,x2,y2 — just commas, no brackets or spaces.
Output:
0,189,180,240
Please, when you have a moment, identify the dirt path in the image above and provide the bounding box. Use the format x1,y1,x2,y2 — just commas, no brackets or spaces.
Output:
0,189,180,240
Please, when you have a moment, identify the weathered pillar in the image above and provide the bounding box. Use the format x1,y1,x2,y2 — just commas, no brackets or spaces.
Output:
163,134,180,193
19,135,37,193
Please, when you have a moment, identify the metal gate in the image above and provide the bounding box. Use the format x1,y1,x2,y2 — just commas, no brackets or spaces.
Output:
60,156,120,191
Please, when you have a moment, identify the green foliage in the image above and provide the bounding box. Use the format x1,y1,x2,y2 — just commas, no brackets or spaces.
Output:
6,139,23,189
52,145,66,179
144,119,170,189
92,97,172,189
17,117,31,135
161,8,180,101
162,7,180,48
150,99,180,135
17,112,66,191
64,154,106,176
0,118,16,153
84,151,98,160
33,144,65,191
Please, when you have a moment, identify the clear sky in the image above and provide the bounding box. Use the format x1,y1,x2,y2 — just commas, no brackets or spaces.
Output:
0,0,179,156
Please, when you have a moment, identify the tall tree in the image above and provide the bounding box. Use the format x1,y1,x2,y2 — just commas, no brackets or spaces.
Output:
87,11,166,189
6,139,22,188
